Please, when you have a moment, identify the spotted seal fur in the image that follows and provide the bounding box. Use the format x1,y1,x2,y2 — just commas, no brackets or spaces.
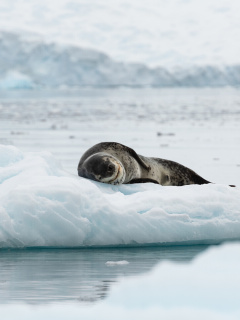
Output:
77,142,230,186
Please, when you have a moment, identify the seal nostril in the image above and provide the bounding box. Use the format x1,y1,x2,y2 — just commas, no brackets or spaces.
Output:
108,164,114,172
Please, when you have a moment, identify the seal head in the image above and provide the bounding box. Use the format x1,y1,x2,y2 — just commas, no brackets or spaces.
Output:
78,152,126,185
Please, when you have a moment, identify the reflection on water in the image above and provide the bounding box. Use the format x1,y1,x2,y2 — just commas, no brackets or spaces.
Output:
0,246,208,304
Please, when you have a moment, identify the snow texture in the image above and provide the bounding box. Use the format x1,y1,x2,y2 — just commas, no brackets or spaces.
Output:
0,145,239,249
0,31,240,88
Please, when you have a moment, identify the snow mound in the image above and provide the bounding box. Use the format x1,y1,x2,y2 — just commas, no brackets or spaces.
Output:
0,145,240,249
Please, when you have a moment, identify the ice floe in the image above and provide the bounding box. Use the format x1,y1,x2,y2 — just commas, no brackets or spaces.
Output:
0,145,239,248
105,261,130,266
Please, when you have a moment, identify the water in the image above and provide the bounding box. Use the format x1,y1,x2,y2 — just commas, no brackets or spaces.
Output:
0,246,208,304
0,87,240,185
0,87,240,318
0,243,239,319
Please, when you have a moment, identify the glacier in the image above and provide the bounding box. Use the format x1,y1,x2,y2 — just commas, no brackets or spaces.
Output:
0,145,240,249
0,0,239,69
0,31,240,89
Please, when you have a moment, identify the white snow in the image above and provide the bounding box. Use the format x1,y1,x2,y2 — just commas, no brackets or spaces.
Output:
0,145,239,249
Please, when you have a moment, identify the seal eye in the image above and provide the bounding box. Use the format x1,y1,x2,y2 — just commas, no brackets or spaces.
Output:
108,164,114,172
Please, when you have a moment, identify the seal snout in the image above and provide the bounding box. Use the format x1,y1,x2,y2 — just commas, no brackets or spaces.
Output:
97,159,119,183
78,152,126,185
107,163,115,175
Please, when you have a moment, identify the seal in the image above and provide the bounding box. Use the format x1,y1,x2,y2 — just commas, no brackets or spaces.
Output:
78,142,215,186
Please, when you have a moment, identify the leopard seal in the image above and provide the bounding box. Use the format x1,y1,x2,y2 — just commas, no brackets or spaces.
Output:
77,142,214,186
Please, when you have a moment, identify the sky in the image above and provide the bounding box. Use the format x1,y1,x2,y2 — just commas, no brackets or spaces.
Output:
0,0,240,69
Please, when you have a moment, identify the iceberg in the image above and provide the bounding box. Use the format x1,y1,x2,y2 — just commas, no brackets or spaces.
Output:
0,145,240,248
0,71,34,90
0,31,239,88
104,243,240,317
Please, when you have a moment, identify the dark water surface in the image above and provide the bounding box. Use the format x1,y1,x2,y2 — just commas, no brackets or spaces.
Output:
0,245,208,304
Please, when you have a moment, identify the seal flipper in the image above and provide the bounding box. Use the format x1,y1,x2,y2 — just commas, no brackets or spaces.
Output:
122,145,150,171
128,178,159,184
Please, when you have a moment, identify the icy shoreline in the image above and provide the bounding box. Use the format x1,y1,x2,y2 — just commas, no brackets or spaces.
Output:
0,145,240,249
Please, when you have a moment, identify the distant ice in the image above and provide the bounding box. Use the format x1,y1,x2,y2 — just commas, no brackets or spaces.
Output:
0,31,239,88
0,0,239,69
0,145,240,248
105,261,129,266
0,71,34,89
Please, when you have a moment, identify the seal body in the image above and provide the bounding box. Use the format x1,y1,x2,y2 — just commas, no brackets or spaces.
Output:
78,142,210,186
